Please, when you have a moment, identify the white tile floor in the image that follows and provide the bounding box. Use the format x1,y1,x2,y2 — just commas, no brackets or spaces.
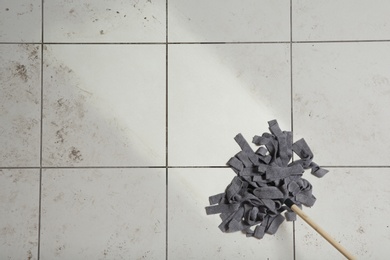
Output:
1,1,390,259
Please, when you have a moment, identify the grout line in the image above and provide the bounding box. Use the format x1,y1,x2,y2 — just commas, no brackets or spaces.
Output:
3,39,390,46
290,0,294,135
37,0,44,259
39,42,166,45
39,166,167,169
168,166,230,168
0,42,42,45
290,2,296,260
291,39,390,44
293,221,296,260
1,165,389,170
165,0,169,259
169,41,291,45
321,165,390,168
0,167,41,170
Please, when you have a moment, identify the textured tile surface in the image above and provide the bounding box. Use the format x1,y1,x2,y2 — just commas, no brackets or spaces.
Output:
294,168,390,259
44,0,166,42
0,0,41,42
0,169,40,260
40,168,165,260
168,168,294,260
293,42,390,166
293,0,390,41
1,0,390,258
42,44,165,167
0,44,41,167
168,44,291,166
169,0,290,42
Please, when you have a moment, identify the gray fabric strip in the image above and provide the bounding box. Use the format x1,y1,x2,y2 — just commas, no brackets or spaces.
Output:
285,211,297,221
266,214,285,235
255,146,268,156
253,187,284,199
236,151,253,168
209,193,224,205
234,133,259,165
206,119,328,239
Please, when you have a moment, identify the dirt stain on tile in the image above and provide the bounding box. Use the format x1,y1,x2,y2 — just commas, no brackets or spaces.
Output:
137,250,151,260
55,95,87,119
55,245,66,256
55,128,66,144
1,225,16,236
12,174,20,183
19,44,40,61
12,117,39,136
54,192,65,202
43,51,96,165
69,147,83,161
16,3,34,16
153,220,161,234
357,226,365,234
15,63,28,82
27,250,33,260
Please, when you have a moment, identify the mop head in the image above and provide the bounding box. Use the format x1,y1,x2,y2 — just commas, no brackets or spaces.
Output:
205,119,328,239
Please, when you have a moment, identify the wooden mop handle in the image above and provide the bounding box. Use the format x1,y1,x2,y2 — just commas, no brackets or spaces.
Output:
285,199,356,260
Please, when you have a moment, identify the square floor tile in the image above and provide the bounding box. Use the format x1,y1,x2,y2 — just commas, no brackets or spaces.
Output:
293,43,390,166
168,44,291,166
42,44,165,167
168,168,294,260
44,0,166,43
0,169,40,260
0,0,41,42
169,0,290,42
40,168,165,260
292,0,390,41
294,168,390,259
0,44,41,167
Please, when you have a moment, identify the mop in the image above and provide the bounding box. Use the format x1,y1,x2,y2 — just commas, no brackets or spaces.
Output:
205,120,356,260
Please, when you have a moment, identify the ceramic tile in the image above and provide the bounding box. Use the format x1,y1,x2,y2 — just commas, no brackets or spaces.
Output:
168,168,294,259
293,43,390,166
40,168,165,260
168,44,291,166
169,0,290,42
0,0,41,42
294,168,390,259
0,44,41,167
0,169,40,260
292,0,390,41
44,0,165,43
42,44,165,167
